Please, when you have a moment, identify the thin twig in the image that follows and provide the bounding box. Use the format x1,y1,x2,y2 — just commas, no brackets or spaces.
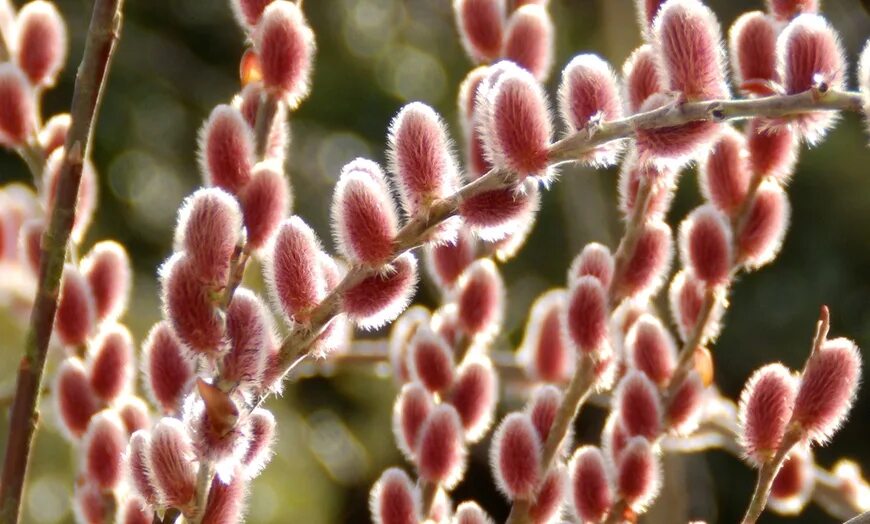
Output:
0,1,124,521
741,426,803,524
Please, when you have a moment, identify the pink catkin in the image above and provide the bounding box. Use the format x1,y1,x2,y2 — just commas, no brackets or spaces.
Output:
526,385,563,446
766,0,818,21
746,119,798,181
570,242,614,292
458,66,489,131
449,355,498,442
238,161,291,250
454,501,493,524
54,358,99,438
618,219,672,298
454,0,505,62
81,240,132,322
617,437,661,511
456,258,504,338
392,382,433,460
73,482,109,524
148,418,197,509
617,148,677,221
174,188,242,286
83,410,128,490
332,163,399,266
117,397,151,435
142,321,194,415
699,126,751,216
622,45,663,114
160,253,224,353
615,370,662,440
737,180,790,269
119,496,154,524
39,113,70,154
738,363,798,464
769,445,815,515
777,14,845,144
341,253,418,330
388,306,430,384
15,0,66,87
459,181,539,241
558,54,624,166
408,327,455,394
232,0,273,28
519,290,572,383
425,227,476,290
667,371,705,435
0,63,35,146
668,269,713,342
564,275,608,354
266,216,325,322
634,94,721,166
529,464,567,523
417,404,467,489
224,288,273,389
792,338,862,444
502,4,553,81
198,105,255,194
729,11,779,89
201,469,247,524
88,324,134,402
490,412,541,499
254,1,315,106
679,205,733,285
626,313,677,386
242,408,276,478
370,468,421,524
635,0,667,31
483,67,552,177
569,446,613,523
55,264,96,347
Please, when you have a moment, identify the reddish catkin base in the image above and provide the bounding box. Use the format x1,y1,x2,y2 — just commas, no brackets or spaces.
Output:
0,0,866,523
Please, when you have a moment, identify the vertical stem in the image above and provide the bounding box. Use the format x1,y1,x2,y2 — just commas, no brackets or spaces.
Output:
253,91,278,160
741,428,802,524
0,1,124,521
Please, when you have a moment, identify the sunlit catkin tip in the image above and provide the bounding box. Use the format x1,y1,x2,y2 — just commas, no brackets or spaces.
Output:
558,54,624,166
453,0,505,63
668,269,713,343
454,501,493,524
738,363,797,464
0,63,35,146
388,306,430,384
117,396,151,436
635,0,666,31
490,412,542,499
425,227,476,291
81,240,132,322
626,313,677,386
569,242,614,291
387,102,458,217
619,220,673,298
418,404,467,489
392,382,433,460
622,45,663,115
332,162,399,266
777,14,845,144
342,252,418,330
769,445,815,515
617,148,677,221
525,384,563,445
616,437,661,512
266,216,325,323
254,1,315,107
564,275,608,354
201,468,247,524
224,288,273,389
159,253,224,353
459,180,539,241
408,326,455,394
652,0,728,101
231,0,272,28
83,410,128,490
55,263,96,347
530,464,567,523
483,68,552,177
15,1,66,87
142,321,194,416
766,0,818,21
458,66,489,132
503,4,554,81
148,417,197,509
729,12,779,89
699,126,751,216
737,180,790,269
119,496,154,524
448,355,497,442
455,258,504,339
87,323,134,402
241,408,276,479
174,187,242,286
239,161,291,250
667,371,706,435
615,370,662,440
198,104,255,194
38,112,69,153
54,357,99,439
793,337,862,444
518,289,572,383
370,468,421,524
679,205,733,285
569,446,613,523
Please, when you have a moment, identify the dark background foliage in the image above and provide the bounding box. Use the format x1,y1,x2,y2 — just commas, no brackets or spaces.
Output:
0,0,868,522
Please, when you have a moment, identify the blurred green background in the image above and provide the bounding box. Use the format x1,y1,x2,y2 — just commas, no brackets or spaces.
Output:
0,0,868,522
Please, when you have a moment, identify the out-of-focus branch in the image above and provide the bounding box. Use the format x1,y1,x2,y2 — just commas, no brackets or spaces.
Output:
0,1,125,521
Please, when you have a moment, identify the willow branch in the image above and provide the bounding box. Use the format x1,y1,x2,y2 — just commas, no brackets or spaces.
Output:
0,1,124,521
